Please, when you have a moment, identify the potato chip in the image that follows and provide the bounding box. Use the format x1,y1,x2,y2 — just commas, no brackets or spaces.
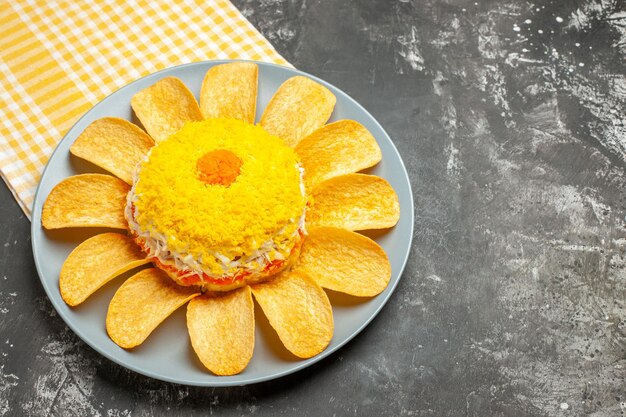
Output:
294,120,382,189
130,77,202,142
42,174,129,229
260,76,336,147
60,233,150,306
70,117,154,184
251,270,333,358
200,62,258,124
106,268,200,349
293,227,391,296
307,173,400,230
187,287,254,375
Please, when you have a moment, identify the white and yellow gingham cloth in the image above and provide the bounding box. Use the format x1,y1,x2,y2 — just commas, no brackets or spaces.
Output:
0,0,289,218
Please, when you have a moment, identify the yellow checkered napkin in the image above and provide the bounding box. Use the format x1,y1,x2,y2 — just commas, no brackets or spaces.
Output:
0,0,289,218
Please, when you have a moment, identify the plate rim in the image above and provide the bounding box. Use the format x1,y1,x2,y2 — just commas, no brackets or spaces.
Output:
30,59,415,387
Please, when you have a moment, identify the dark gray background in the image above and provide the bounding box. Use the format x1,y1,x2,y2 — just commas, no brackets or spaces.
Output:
1,0,625,416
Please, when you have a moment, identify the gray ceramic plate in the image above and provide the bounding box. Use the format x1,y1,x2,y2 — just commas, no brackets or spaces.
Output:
31,61,414,387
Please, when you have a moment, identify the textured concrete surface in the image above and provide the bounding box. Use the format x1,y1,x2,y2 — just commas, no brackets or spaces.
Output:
1,0,625,416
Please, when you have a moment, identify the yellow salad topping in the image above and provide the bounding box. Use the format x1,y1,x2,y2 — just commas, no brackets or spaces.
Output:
132,118,306,275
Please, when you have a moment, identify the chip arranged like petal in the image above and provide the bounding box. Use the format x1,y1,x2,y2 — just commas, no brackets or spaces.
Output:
106,268,200,349
70,117,155,184
187,287,255,375
42,174,130,229
131,77,202,142
200,62,258,124
293,227,391,297
60,233,150,306
295,120,382,189
307,173,400,230
260,76,336,147
251,270,333,358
